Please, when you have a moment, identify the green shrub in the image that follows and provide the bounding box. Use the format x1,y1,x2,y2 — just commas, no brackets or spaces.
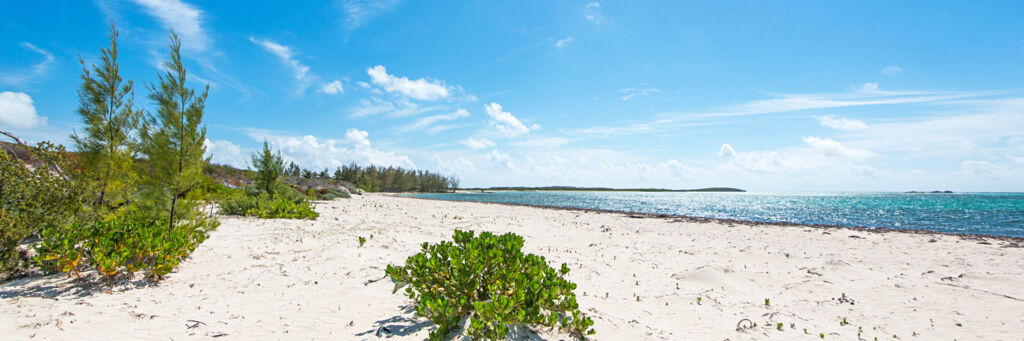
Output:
1,141,94,279
386,230,595,340
35,214,216,281
218,194,318,220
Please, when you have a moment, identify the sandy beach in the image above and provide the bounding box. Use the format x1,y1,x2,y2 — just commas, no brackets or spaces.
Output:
2,193,1022,340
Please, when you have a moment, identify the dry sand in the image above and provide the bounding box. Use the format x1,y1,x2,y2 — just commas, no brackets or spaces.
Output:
2,193,1023,340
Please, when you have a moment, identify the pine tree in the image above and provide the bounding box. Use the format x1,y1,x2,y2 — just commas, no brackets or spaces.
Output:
139,32,209,231
251,140,283,195
71,24,140,210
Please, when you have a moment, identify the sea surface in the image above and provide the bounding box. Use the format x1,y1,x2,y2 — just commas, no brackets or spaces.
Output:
404,191,1024,237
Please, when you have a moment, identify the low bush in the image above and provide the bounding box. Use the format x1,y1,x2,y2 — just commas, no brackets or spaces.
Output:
1,141,94,280
386,230,595,340
35,213,216,281
218,194,318,220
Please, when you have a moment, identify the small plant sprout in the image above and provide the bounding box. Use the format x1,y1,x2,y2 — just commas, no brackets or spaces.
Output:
358,236,367,247
605,292,609,298
697,296,702,305
840,317,848,326
820,333,825,339
777,322,783,331
675,282,679,289
765,298,771,306
791,323,796,329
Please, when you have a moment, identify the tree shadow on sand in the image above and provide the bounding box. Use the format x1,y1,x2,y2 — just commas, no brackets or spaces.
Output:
0,272,156,300
355,305,549,340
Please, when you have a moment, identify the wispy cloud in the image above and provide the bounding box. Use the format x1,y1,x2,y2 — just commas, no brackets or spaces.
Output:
349,97,446,118
585,2,605,24
881,65,903,76
249,37,314,94
817,115,868,131
619,87,659,101
0,43,55,86
130,0,210,52
342,0,402,29
555,37,573,48
400,108,470,132
461,137,496,149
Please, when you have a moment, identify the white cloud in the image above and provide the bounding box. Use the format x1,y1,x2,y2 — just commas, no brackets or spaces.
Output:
0,91,45,129
131,0,210,52
585,2,605,24
511,137,570,149
367,65,449,101
461,137,496,149
486,149,515,169
320,80,344,94
204,138,249,168
1,43,55,86
400,108,470,132
349,97,445,118
342,0,402,29
817,115,868,131
249,37,312,93
801,136,878,160
718,144,736,158
21,43,54,74
620,87,660,101
881,66,903,76
485,102,535,137
718,137,877,173
555,37,573,48
248,128,414,170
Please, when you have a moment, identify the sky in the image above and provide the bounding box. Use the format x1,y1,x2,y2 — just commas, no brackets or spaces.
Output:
1,1,1023,192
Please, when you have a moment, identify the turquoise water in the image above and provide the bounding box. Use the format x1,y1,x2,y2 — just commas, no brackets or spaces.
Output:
405,191,1024,237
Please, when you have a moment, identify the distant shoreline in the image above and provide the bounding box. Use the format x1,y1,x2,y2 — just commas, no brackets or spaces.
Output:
397,193,1024,243
455,186,746,193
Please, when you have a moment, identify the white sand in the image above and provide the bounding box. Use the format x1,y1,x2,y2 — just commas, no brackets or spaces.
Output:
2,193,1023,340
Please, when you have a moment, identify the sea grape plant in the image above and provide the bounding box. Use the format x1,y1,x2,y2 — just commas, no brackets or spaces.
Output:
385,230,596,340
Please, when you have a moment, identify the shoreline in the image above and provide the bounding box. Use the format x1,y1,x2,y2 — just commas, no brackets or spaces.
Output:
395,194,1024,244
3,193,1022,340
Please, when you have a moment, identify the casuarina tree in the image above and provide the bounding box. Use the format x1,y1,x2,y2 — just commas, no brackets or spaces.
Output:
71,24,141,211
139,32,209,231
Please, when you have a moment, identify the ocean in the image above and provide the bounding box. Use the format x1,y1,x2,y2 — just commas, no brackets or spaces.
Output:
404,191,1024,237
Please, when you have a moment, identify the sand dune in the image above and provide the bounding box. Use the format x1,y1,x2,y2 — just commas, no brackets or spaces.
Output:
2,193,1022,340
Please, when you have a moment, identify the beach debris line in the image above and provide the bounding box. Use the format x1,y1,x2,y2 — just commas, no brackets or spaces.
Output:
384,230,596,340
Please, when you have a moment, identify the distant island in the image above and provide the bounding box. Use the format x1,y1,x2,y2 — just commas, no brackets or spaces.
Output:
906,190,954,194
459,186,746,192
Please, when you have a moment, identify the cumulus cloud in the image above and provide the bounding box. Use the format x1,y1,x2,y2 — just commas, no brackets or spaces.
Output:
585,2,605,24
486,149,515,168
247,128,415,169
204,138,248,168
817,115,868,131
320,80,344,94
485,102,536,137
400,108,470,133
249,37,312,93
881,66,903,76
0,91,45,129
367,65,449,101
461,137,496,149
131,0,210,52
718,137,877,173
555,37,573,48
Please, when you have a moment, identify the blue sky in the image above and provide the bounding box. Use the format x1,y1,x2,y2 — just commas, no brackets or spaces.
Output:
2,1,1023,191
